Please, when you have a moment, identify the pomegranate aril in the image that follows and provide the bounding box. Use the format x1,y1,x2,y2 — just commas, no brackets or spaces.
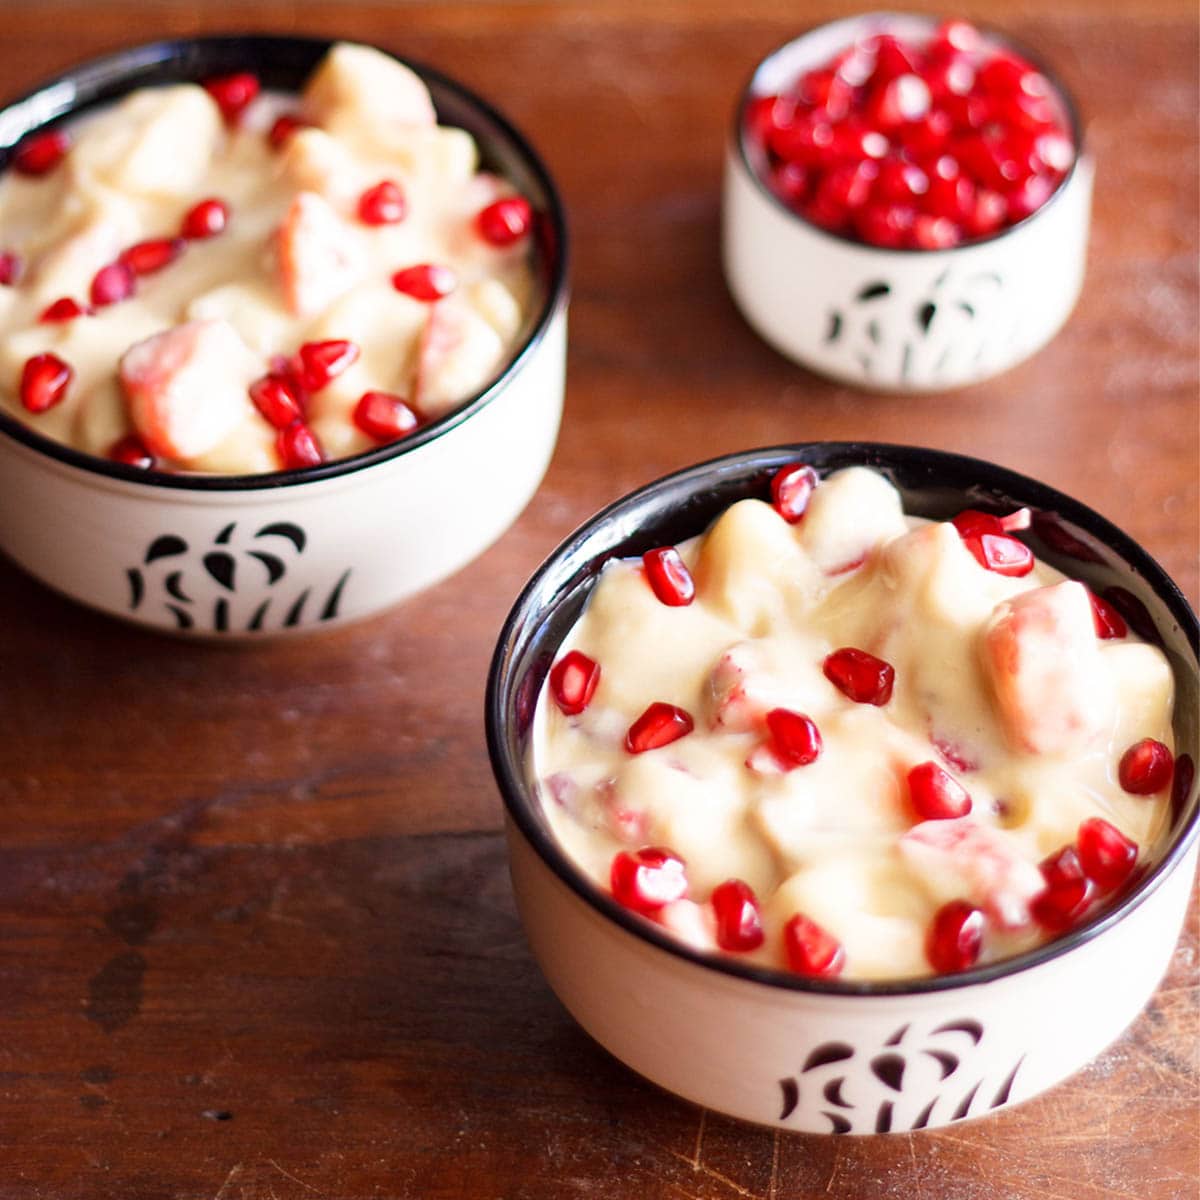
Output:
353,391,419,443
626,702,694,754
977,55,1041,97
769,161,812,207
744,94,797,143
907,761,972,819
180,198,230,240
1088,590,1127,639
898,108,953,160
107,433,156,469
869,34,919,83
875,159,929,204
925,900,985,973
89,261,135,308
610,847,687,914
1077,818,1138,892
0,251,21,285
963,187,1008,238
19,353,73,413
391,263,456,301
911,213,961,250
768,114,835,166
856,200,916,248
711,879,765,952
1030,846,1093,931
930,19,983,59
268,113,312,149
296,339,360,392
823,647,895,706
783,913,845,978
119,237,185,276
276,421,325,470
1006,173,1057,223
962,532,1034,576
765,708,822,768
816,159,878,210
249,374,304,429
477,196,533,247
549,650,601,716
925,163,975,223
203,72,261,123
642,546,695,607
866,73,931,130
12,128,69,175
357,179,407,226
1118,739,1174,795
38,297,89,323
770,461,819,523
829,121,890,162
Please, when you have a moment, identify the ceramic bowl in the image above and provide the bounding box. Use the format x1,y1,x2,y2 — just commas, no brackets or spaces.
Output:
486,443,1198,1134
722,14,1092,391
0,35,568,636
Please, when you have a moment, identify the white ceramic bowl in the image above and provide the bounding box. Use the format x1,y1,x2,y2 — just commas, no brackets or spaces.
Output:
0,36,568,636
722,14,1092,391
487,444,1199,1134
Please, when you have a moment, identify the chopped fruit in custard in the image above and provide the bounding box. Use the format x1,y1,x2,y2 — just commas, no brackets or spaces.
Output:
0,42,535,474
531,466,1174,981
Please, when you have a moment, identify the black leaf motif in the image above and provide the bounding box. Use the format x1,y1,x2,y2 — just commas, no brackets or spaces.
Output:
900,342,913,382
248,551,286,585
917,301,937,333
215,522,236,545
284,589,310,627
933,1019,983,1044
990,1057,1024,1109
958,301,976,318
924,1050,959,1081
952,1080,982,1121
127,568,144,610
870,1053,905,1093
823,1112,852,1135
165,571,192,604
779,1078,799,1121
911,1098,937,1130
145,535,187,564
802,1043,854,1073
248,599,271,632
822,1078,853,1109
875,1101,893,1133
866,319,881,345
856,281,890,301
203,552,236,592
166,604,193,630
214,599,229,632
883,1024,909,1047
320,569,352,621
825,311,843,344
256,522,306,553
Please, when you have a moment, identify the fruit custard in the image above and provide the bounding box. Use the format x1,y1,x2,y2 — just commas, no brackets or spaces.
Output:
0,43,535,473
530,465,1178,982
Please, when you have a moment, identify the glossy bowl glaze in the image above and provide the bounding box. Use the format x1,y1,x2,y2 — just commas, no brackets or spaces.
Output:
0,35,568,636
487,443,1198,1133
722,14,1091,392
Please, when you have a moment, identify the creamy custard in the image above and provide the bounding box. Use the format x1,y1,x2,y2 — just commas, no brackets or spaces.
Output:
0,43,535,473
529,466,1176,981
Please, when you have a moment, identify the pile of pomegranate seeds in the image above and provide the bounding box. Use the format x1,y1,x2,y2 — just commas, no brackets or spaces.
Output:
549,649,601,716
642,546,695,606
745,19,1075,248
625,702,694,754
783,913,845,977
610,847,688,913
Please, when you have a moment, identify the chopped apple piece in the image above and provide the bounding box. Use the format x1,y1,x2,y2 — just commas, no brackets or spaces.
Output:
275,191,365,318
798,466,908,573
302,43,436,130
412,297,504,416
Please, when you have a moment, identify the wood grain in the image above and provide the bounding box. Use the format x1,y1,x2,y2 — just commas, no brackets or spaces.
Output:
0,3,1196,1197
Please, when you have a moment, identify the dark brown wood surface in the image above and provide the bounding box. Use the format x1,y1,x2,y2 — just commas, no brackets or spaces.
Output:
1,2,1197,1197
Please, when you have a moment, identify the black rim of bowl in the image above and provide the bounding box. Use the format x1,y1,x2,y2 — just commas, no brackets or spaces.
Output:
0,33,569,491
732,11,1086,254
486,442,1200,998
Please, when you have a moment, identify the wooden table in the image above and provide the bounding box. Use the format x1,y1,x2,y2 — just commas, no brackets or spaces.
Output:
2,2,1196,1197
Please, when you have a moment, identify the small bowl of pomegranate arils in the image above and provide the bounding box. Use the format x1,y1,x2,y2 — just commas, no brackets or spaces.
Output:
486,443,1198,1133
0,35,567,635
722,15,1090,391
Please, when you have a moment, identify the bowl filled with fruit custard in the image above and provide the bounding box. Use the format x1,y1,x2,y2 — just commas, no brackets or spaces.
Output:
722,14,1090,390
0,36,567,634
487,444,1198,1133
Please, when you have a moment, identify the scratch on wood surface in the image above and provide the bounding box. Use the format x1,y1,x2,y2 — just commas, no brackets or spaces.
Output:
766,1129,780,1200
823,1150,842,1195
267,1160,320,1194
666,1148,759,1198
213,1163,243,1200
691,1108,706,1169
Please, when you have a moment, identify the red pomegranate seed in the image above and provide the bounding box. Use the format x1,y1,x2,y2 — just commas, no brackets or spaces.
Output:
770,462,819,523
12,128,69,175
711,879,765,952
353,391,419,443
866,73,931,130
911,213,962,249
119,237,185,276
89,261,135,308
610,847,687,914
203,72,261,124
38,297,89,323
1088,590,1127,639
823,647,895,706
797,68,853,120
870,34,919,82
876,159,929,204
783,913,845,978
1077,818,1138,892
926,164,975,223
1118,739,1174,795
829,120,890,161
296,339,360,392
816,159,878,210
180,198,229,240
19,352,72,413
642,546,695,607
549,649,601,716
249,374,304,429
276,421,325,470
106,433,156,469
477,196,533,247
770,161,812,207
926,900,985,973
964,188,1008,238
907,761,972,819
951,507,1032,539
626,702,694,754
962,532,1034,576
856,201,916,248
357,179,407,226
391,263,457,301
765,708,822,768
930,19,983,58
0,251,21,285
268,112,313,149
1031,845,1093,931
768,114,835,166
